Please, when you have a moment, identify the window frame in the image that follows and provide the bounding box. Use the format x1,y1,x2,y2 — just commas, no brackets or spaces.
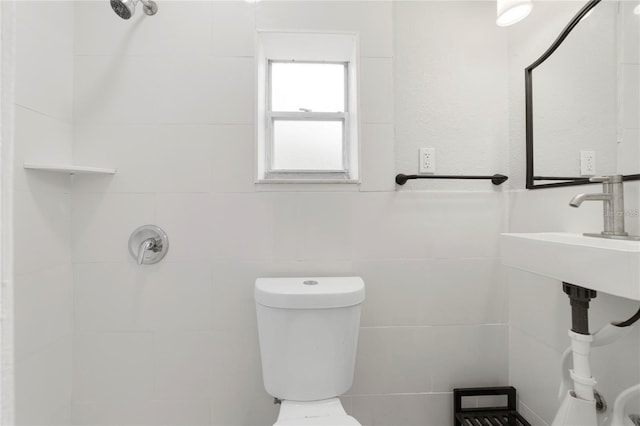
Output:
265,60,351,180
255,31,360,184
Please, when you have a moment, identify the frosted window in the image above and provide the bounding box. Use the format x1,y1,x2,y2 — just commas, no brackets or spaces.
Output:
272,120,344,170
271,63,345,113
256,33,359,182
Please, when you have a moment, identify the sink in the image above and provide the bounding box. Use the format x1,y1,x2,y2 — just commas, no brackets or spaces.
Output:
501,232,640,300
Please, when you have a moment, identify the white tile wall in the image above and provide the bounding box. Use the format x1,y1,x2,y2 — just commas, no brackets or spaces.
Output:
74,1,214,57
347,393,452,426
356,258,506,327
210,2,256,58
509,329,563,424
14,265,73,360
73,332,155,403
71,193,156,262
508,268,570,353
359,58,394,124
74,262,213,332
283,192,355,261
351,192,505,260
73,124,223,194
13,106,73,194
3,1,523,424
359,124,396,192
431,325,509,391
207,125,258,193
15,338,73,426
208,193,278,261
13,2,75,424
72,399,212,426
350,327,432,395
154,194,216,262
205,326,277,425
73,56,254,125
13,190,71,276
254,1,393,58
14,1,74,121
153,331,216,400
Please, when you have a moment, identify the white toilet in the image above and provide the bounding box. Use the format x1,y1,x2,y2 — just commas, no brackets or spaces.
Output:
255,277,365,426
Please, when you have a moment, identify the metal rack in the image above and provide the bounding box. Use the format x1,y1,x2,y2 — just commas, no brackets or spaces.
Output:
454,386,531,426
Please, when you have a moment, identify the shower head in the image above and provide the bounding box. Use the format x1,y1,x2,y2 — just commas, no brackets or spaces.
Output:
110,0,158,20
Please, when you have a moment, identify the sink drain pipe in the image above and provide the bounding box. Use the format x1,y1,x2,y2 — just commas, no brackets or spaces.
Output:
552,283,640,426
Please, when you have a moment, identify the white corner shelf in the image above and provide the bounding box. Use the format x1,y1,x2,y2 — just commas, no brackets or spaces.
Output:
23,163,117,175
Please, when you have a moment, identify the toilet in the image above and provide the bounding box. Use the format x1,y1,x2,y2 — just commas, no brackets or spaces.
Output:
255,277,365,426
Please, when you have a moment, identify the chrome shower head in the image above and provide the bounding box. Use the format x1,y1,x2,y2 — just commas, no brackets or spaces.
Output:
110,0,158,20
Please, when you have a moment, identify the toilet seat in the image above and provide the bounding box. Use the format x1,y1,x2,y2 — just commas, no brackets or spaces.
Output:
274,398,361,426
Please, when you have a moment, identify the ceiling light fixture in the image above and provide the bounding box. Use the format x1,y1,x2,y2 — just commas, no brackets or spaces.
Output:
497,0,533,26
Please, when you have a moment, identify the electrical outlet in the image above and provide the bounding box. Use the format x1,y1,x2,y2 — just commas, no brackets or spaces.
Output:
419,147,435,174
580,150,596,176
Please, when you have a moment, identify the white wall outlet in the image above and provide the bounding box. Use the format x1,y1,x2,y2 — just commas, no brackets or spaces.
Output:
419,147,435,174
580,150,596,176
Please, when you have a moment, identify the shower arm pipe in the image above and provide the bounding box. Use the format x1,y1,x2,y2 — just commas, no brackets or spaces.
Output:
395,173,508,186
139,0,156,9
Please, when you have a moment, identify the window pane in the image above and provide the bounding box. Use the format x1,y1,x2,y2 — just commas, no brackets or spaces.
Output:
272,120,344,171
271,62,345,113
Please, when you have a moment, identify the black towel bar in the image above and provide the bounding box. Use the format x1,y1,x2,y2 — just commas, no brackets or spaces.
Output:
395,173,508,186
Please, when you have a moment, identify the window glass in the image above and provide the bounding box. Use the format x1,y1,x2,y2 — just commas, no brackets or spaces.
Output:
272,120,344,170
271,62,345,113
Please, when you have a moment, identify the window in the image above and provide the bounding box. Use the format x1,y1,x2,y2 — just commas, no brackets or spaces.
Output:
268,61,348,177
256,32,359,182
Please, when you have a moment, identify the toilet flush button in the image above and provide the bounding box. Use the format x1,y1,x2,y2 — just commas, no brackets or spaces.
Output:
303,280,319,286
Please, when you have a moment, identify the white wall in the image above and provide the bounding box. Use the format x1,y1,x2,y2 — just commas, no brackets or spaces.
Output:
70,1,509,425
12,1,75,424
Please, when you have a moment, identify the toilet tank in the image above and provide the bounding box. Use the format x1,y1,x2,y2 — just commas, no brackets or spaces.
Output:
255,277,365,402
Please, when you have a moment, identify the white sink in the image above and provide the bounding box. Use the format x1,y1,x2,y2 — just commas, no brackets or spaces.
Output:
501,232,640,300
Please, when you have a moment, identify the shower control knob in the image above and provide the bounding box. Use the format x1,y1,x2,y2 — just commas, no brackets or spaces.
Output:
128,225,169,265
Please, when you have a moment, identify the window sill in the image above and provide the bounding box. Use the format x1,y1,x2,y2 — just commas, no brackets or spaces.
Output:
255,179,360,192
256,178,359,184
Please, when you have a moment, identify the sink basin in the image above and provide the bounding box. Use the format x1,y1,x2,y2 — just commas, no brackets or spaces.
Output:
501,232,640,300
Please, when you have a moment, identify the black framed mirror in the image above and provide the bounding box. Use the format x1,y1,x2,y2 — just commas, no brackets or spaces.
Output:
525,0,640,189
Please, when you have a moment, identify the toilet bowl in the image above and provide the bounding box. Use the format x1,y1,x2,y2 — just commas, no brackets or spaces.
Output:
274,399,360,425
254,277,365,426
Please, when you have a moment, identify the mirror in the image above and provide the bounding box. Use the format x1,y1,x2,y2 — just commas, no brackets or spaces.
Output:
525,0,640,189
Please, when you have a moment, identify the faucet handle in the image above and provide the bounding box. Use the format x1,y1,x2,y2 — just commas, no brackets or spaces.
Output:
589,175,623,183
128,225,169,265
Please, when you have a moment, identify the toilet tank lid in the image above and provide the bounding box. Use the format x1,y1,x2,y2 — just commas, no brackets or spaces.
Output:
255,277,365,309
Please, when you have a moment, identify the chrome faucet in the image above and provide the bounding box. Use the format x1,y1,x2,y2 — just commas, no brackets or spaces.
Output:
569,175,630,239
